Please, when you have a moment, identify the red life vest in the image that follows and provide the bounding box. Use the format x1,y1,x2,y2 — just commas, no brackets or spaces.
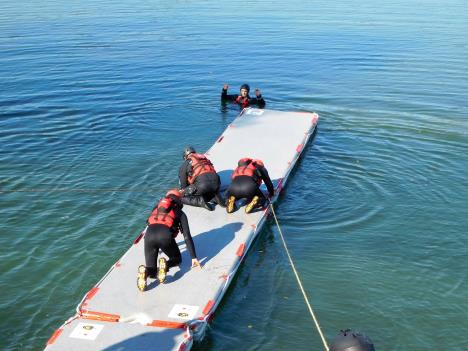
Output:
232,158,264,185
235,95,249,108
187,153,216,184
147,197,179,236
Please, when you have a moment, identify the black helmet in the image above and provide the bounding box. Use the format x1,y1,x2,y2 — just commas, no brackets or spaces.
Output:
238,157,252,167
183,146,196,159
330,329,375,351
240,84,250,93
166,188,182,199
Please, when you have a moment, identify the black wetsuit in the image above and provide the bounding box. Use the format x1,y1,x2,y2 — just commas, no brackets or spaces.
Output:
221,88,266,108
144,200,196,277
225,165,275,203
179,159,224,207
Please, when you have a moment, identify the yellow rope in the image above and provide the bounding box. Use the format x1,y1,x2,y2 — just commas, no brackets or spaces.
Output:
269,202,330,351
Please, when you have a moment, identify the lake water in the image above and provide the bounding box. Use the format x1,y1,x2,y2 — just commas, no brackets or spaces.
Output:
1,1,467,350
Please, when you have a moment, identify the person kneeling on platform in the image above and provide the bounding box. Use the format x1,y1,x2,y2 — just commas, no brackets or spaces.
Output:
225,158,275,214
137,189,201,292
179,146,225,211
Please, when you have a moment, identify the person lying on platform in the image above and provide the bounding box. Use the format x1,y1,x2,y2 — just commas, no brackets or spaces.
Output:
137,189,201,291
225,157,275,214
179,146,225,211
221,83,266,109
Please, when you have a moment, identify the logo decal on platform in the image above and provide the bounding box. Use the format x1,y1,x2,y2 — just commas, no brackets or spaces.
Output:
168,304,199,320
69,322,104,341
247,109,264,116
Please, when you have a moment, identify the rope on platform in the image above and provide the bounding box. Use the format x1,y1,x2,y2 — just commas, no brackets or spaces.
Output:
269,202,330,351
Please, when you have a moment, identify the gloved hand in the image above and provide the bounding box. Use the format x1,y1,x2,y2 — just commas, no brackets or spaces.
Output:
191,258,202,269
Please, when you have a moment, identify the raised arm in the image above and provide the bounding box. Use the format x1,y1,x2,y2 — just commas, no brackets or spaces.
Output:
221,84,238,102
248,88,266,108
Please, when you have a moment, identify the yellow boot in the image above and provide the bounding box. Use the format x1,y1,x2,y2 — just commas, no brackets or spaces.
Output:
158,258,168,284
137,265,147,292
226,196,236,214
245,196,260,214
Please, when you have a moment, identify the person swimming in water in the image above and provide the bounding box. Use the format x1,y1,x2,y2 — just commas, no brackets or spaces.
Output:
221,83,265,108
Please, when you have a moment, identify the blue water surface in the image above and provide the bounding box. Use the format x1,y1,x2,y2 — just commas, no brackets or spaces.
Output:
1,1,467,350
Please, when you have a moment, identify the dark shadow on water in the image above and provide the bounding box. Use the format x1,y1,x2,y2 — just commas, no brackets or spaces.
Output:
220,101,242,114
220,102,241,126
220,101,229,116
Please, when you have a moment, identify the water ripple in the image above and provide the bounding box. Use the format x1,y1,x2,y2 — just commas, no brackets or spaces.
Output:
1,1,468,350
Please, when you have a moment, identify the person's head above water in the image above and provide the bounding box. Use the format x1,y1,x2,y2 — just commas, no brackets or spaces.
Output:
240,84,250,97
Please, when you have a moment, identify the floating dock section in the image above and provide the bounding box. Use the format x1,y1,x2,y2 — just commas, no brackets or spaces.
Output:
45,108,319,350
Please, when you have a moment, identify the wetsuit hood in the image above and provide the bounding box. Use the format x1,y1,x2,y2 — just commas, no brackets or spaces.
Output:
166,189,182,199
183,146,196,160
240,84,250,93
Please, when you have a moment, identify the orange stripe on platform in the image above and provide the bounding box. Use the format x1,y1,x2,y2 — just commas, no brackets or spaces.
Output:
147,320,186,329
46,328,63,345
85,287,99,301
236,243,245,257
133,232,144,244
81,310,120,322
202,300,215,316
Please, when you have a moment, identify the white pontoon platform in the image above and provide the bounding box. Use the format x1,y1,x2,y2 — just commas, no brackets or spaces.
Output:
45,108,319,350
